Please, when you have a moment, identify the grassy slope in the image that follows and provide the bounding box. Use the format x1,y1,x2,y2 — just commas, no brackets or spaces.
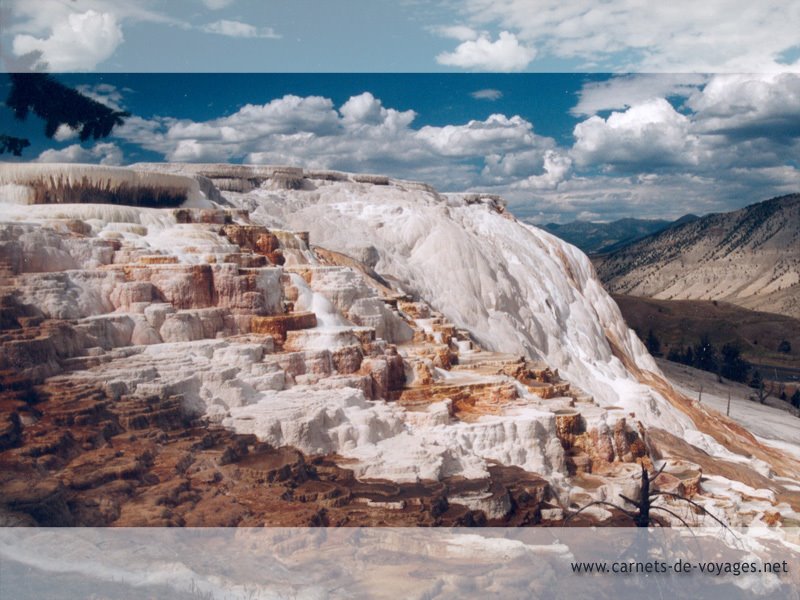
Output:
613,295,800,379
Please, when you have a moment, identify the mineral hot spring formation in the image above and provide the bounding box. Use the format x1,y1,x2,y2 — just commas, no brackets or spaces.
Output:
0,162,798,531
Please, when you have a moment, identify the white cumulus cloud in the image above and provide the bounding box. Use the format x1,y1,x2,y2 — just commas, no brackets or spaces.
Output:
36,142,123,165
340,93,416,129
417,114,540,157
12,10,123,71
76,83,127,111
569,74,800,173
512,150,573,191
53,125,79,142
450,0,800,72
436,31,535,72
686,73,800,140
201,0,236,9
6,1,179,36
105,86,798,223
113,93,557,191
572,75,708,116
434,25,479,41
471,88,503,101
201,19,280,39
572,98,699,168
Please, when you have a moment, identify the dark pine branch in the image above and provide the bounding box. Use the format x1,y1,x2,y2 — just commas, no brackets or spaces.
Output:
5,73,129,144
0,134,31,156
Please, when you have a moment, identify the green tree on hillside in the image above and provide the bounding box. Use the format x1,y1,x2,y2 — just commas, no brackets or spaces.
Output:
693,334,718,373
645,329,661,356
667,347,682,362
720,343,750,383
682,346,694,366
749,371,772,404
749,370,763,389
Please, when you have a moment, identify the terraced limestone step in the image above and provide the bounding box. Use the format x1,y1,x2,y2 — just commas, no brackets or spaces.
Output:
172,208,244,225
284,326,375,352
250,312,318,342
220,224,284,265
394,379,519,418
217,253,268,268
110,394,187,431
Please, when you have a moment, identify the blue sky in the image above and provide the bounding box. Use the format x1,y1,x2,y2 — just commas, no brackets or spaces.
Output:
1,73,590,146
3,72,798,224
3,1,799,73
1,2,798,223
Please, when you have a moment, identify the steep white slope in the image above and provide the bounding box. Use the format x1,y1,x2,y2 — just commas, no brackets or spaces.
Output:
224,178,689,433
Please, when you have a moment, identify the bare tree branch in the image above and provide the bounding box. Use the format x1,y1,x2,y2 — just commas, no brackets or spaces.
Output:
564,501,636,525
650,491,734,535
650,505,694,529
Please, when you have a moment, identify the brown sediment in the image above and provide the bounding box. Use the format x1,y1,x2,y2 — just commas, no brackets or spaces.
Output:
605,330,800,483
0,374,557,526
250,312,318,342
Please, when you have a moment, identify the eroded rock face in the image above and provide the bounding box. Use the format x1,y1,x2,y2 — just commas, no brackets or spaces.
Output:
2,163,798,529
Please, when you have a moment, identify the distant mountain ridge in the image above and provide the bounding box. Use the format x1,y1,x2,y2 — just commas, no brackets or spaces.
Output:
541,215,697,254
593,194,800,319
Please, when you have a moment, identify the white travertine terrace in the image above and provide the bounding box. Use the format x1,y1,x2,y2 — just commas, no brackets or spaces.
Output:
1,162,798,532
